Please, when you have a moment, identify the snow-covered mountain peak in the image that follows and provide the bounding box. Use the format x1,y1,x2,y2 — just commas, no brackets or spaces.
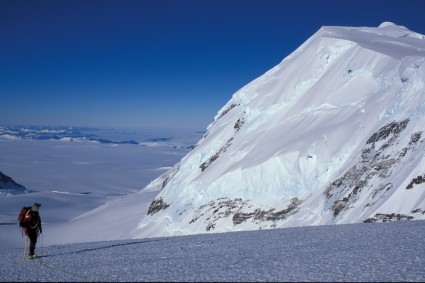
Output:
134,23,425,239
322,21,425,40
379,21,397,27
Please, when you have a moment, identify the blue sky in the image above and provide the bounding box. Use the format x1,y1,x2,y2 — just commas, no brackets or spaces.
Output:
1,0,425,130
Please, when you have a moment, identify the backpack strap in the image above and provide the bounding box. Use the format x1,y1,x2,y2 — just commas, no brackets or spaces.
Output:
25,209,40,229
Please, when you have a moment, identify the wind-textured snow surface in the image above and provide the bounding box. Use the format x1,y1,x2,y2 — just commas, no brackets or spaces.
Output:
1,220,425,282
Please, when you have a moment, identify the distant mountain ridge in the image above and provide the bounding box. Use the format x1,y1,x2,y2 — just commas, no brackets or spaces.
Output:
0,125,138,145
0,171,29,196
133,22,425,239
0,125,198,149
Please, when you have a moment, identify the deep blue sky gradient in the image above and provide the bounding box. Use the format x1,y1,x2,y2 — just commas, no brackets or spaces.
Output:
1,0,425,130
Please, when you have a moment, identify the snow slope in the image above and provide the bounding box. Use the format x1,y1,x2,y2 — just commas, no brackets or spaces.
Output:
134,22,425,239
1,220,424,282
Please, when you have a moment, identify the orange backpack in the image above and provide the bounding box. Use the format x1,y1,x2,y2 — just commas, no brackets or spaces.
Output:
18,207,30,227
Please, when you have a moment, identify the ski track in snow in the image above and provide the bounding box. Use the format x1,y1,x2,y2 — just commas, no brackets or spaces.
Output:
1,220,425,282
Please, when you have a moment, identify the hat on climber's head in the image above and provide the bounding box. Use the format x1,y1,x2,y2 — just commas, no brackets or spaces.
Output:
31,202,41,211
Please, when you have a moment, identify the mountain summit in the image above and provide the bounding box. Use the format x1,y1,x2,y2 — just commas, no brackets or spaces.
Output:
135,23,425,238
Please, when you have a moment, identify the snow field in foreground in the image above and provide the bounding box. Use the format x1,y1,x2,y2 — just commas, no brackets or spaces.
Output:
1,220,424,282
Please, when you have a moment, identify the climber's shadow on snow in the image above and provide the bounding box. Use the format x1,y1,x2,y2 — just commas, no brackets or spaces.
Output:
39,238,168,258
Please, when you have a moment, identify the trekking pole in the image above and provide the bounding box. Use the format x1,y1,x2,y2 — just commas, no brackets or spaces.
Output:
40,232,44,257
23,237,28,259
